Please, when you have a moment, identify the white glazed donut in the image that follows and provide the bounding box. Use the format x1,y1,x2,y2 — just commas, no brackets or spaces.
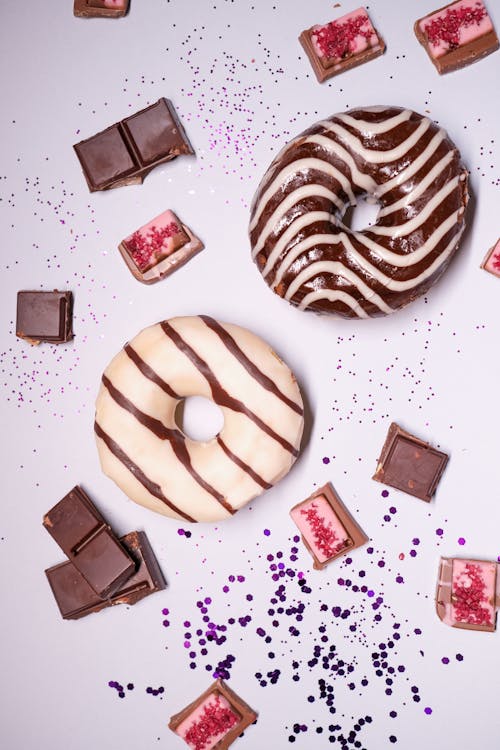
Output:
94,315,304,522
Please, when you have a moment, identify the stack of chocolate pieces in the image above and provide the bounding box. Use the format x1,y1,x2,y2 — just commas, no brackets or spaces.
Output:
44,486,165,620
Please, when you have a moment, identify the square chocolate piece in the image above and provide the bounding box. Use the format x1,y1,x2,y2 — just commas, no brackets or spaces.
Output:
16,290,73,345
373,422,449,502
74,0,129,19
118,209,204,284
169,679,257,750
299,8,385,82
122,99,193,166
414,0,499,74
74,125,139,192
436,557,498,632
290,483,368,570
481,238,500,277
43,485,135,598
45,530,166,620
73,99,193,191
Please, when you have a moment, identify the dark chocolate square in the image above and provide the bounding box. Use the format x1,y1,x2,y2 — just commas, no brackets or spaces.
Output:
74,125,137,190
373,422,449,502
45,530,166,620
122,99,193,166
43,486,135,598
16,291,73,344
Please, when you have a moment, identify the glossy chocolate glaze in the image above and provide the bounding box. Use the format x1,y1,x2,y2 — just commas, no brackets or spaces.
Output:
249,106,469,318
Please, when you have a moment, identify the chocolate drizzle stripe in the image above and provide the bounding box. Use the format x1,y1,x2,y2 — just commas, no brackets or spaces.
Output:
101,375,235,515
125,344,180,399
200,315,303,416
216,436,273,490
94,421,196,522
160,320,299,457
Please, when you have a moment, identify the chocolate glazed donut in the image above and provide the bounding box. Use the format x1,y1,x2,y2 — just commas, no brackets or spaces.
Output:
249,106,469,318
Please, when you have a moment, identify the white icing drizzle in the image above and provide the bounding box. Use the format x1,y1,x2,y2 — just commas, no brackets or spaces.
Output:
252,186,344,259
335,108,412,135
284,261,393,314
368,177,460,237
263,214,333,278
298,289,369,317
318,117,431,164
378,151,454,217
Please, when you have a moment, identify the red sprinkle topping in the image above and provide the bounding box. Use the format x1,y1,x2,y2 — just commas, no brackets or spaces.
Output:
301,502,345,559
452,563,493,626
126,221,180,271
184,694,238,750
313,14,374,60
492,250,500,270
424,2,487,49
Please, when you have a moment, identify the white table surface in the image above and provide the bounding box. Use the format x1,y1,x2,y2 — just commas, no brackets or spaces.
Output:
1,0,499,748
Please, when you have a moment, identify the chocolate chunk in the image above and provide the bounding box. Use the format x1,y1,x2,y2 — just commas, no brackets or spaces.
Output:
481,238,500,277
290,483,368,570
16,290,73,345
414,0,499,74
118,209,204,284
73,0,129,19
73,98,193,192
299,8,385,82
45,531,166,620
436,557,498,632
169,678,257,750
373,422,449,502
43,485,135,598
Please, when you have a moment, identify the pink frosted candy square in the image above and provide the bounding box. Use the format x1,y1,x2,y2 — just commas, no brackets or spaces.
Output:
290,495,350,564
122,209,189,272
450,559,496,627
311,8,379,63
419,0,493,58
481,238,500,277
174,692,239,750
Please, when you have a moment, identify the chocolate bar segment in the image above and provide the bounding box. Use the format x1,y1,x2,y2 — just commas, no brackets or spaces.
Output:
372,422,448,502
290,483,368,570
16,290,73,345
73,98,193,192
74,0,129,19
45,531,166,620
481,238,500,278
414,1,499,74
169,679,257,750
43,486,135,598
436,557,498,632
118,209,204,284
299,8,385,83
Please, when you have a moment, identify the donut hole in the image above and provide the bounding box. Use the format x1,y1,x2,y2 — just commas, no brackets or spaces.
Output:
175,396,224,442
341,196,380,232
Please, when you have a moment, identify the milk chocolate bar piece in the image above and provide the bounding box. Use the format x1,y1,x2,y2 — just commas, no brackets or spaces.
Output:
372,422,448,502
414,0,499,74
118,209,204,284
45,531,166,620
74,0,129,19
169,679,257,750
73,98,193,192
43,486,135,598
481,238,500,277
16,290,73,345
436,557,499,632
299,7,385,83
290,483,368,570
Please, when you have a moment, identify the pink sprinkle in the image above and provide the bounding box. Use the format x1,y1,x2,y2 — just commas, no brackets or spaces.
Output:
458,537,466,545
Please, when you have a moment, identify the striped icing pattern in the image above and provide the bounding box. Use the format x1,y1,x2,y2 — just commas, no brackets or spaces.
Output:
249,106,469,318
95,316,304,522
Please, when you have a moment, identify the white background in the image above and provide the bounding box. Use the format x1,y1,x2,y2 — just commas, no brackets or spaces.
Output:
1,0,499,748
